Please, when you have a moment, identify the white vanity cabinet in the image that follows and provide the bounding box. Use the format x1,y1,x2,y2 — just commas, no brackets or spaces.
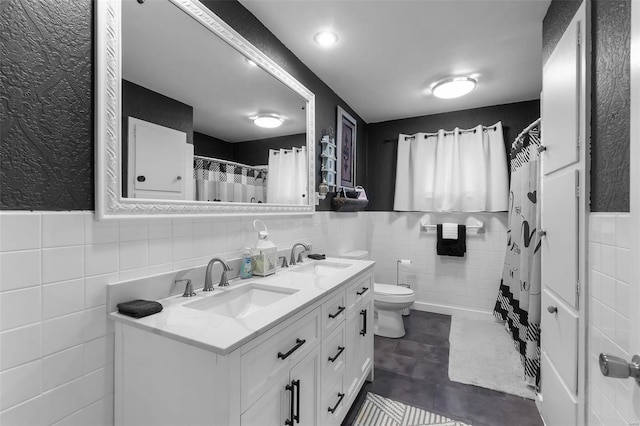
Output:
113,267,374,426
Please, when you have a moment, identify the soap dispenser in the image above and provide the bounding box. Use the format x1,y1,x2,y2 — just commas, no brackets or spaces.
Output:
240,248,253,279
251,220,277,276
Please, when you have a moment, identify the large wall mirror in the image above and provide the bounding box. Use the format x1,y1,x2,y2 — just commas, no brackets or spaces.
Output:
96,0,315,219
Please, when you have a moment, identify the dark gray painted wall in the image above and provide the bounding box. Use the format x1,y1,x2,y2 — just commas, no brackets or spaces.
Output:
590,0,631,212
194,132,234,162
1,0,93,210
543,0,631,212
0,0,365,211
365,100,540,211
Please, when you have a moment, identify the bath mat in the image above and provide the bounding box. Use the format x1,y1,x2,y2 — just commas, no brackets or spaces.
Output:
448,315,535,399
353,392,469,426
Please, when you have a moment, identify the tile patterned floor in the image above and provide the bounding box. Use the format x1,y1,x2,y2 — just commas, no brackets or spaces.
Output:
342,311,543,426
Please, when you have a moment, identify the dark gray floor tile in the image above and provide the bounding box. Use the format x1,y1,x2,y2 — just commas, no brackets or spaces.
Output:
374,335,399,353
410,358,450,385
434,383,543,426
342,310,543,426
373,350,416,376
396,339,449,365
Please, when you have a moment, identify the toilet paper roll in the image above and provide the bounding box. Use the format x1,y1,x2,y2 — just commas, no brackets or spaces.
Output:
398,259,411,265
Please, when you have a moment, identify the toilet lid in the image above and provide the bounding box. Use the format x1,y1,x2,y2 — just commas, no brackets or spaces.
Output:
374,283,413,296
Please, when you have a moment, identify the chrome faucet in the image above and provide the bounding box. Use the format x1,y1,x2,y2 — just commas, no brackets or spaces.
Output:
290,243,310,266
203,257,233,291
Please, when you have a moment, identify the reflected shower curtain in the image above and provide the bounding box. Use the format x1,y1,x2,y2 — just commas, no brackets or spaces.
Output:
394,122,509,212
266,147,307,204
493,120,542,389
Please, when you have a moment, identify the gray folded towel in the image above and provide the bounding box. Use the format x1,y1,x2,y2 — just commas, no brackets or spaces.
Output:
117,300,163,318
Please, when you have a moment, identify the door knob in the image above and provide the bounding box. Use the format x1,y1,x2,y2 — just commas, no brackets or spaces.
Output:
599,353,640,386
137,175,146,182
547,305,557,314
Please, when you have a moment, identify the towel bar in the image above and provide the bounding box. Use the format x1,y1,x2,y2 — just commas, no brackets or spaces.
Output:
420,221,485,234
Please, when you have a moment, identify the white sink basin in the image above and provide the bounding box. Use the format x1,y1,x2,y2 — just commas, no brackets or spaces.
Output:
184,283,298,319
291,261,350,277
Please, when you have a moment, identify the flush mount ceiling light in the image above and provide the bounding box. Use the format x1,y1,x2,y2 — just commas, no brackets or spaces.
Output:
252,114,284,128
314,31,338,47
431,76,477,99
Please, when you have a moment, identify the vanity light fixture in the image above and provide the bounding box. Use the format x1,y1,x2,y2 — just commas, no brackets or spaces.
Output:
431,76,477,99
252,114,284,128
314,31,338,47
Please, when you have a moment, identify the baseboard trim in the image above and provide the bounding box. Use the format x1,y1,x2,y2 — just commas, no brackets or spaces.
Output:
411,301,493,320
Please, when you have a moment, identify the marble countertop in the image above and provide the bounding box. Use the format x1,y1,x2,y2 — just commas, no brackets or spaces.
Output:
109,257,374,355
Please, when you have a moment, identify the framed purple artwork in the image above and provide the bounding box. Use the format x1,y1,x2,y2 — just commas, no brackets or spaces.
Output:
336,106,357,189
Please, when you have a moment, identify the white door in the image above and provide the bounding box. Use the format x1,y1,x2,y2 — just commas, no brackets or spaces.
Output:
539,3,588,426
127,117,187,199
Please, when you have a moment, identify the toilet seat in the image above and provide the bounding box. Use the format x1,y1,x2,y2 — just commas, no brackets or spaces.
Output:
373,283,415,304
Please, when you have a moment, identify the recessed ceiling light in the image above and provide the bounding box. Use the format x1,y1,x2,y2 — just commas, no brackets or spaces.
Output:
252,115,283,128
432,76,477,99
314,31,338,47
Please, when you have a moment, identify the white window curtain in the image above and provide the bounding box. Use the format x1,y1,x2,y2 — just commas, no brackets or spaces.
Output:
394,122,509,212
267,147,308,204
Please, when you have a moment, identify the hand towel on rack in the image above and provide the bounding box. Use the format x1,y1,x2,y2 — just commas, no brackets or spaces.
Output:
441,223,458,239
437,224,466,257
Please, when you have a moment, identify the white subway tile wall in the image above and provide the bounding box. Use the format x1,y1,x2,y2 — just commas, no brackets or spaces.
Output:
0,210,367,425
367,211,508,313
588,213,639,426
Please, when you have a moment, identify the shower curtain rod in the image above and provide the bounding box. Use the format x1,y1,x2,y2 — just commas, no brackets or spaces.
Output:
403,124,499,141
514,118,541,142
195,155,267,171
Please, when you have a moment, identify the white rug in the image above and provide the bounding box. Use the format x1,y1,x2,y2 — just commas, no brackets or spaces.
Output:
448,315,535,399
354,393,469,426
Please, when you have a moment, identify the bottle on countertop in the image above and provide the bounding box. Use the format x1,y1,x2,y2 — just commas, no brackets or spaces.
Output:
240,248,253,279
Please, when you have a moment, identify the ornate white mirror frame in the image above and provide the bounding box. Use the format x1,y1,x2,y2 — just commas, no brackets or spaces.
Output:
95,0,316,220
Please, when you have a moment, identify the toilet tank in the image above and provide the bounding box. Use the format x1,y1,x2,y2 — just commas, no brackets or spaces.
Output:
340,250,369,260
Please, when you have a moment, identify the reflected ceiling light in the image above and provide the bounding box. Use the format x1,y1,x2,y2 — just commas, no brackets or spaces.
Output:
252,114,284,128
431,76,477,99
314,31,338,47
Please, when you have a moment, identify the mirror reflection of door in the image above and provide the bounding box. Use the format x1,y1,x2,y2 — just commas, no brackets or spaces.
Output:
121,0,308,204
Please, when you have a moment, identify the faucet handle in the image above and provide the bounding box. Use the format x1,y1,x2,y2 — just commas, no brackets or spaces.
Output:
297,252,305,264
177,279,196,297
279,256,289,268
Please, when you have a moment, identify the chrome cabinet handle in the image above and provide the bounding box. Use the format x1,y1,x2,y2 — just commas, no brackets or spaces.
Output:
547,305,557,314
599,353,640,386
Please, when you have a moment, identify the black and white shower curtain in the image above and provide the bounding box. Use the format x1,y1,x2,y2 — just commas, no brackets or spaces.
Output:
493,119,542,389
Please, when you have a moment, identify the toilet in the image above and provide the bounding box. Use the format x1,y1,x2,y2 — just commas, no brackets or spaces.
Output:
340,251,415,338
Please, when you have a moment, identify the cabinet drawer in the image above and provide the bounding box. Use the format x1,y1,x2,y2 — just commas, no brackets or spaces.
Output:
540,353,578,426
322,291,346,337
542,288,578,393
322,323,346,383
241,307,321,411
346,273,373,313
320,374,345,426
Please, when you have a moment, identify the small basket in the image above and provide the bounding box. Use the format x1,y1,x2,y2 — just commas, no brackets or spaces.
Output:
398,284,412,316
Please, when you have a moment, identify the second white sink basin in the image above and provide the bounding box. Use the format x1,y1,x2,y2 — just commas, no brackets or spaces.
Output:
184,283,298,319
292,261,350,277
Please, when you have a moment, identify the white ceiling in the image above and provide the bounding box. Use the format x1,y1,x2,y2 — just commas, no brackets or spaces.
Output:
122,0,306,142
239,0,551,123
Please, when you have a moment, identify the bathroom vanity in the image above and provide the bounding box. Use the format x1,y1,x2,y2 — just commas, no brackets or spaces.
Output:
110,258,374,426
